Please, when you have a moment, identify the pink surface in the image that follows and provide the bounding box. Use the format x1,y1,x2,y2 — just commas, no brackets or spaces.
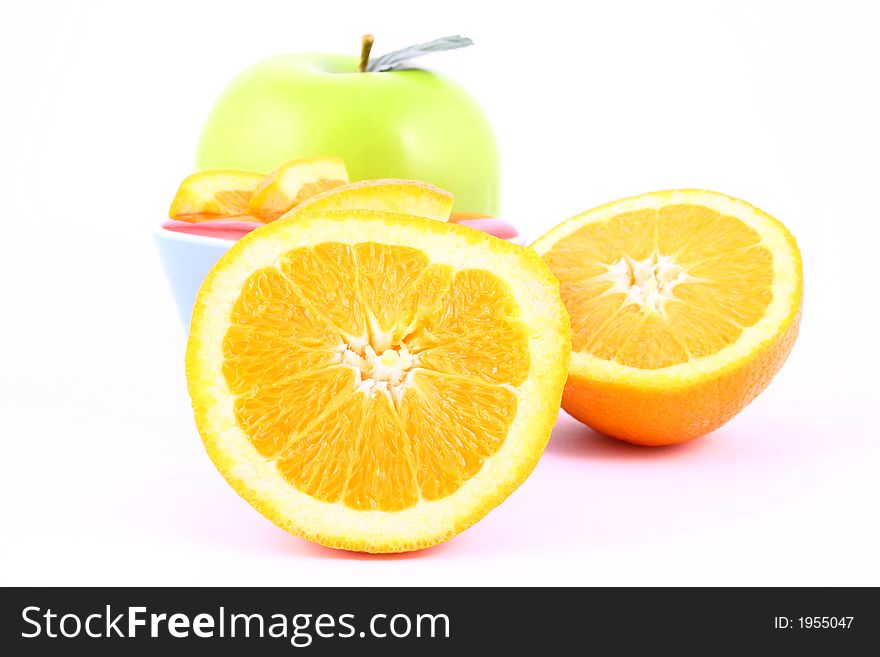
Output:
9,340,878,585
36,357,868,586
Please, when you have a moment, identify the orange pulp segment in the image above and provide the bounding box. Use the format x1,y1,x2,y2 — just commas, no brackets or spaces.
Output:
221,242,529,511
541,202,774,368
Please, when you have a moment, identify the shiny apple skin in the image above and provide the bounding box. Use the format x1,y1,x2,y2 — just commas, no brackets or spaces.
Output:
195,53,500,214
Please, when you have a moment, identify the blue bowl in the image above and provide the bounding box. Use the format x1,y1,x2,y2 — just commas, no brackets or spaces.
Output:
153,226,233,330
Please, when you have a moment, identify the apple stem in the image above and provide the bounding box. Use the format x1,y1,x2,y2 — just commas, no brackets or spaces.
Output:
358,34,374,73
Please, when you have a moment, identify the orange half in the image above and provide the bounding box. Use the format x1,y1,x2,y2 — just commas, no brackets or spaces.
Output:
532,189,802,445
186,210,570,552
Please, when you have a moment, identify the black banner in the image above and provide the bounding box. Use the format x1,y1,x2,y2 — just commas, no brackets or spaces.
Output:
1,587,876,653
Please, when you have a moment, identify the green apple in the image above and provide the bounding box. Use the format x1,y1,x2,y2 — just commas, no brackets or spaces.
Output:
194,40,499,214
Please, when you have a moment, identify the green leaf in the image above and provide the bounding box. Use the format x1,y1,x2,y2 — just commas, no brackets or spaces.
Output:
367,35,474,72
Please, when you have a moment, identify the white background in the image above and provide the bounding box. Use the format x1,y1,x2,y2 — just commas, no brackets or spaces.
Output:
1,0,878,586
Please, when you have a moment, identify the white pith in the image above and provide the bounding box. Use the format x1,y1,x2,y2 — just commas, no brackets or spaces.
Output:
599,252,693,316
341,342,415,402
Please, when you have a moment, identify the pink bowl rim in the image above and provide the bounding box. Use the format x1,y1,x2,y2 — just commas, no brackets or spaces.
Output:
153,224,234,247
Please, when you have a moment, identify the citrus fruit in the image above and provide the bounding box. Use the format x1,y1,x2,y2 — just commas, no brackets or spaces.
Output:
287,179,454,222
532,189,802,446
169,170,265,222
248,156,349,221
186,210,570,552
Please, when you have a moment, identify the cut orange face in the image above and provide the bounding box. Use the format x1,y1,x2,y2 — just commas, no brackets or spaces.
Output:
186,211,570,552
247,156,349,221
169,170,265,222
532,189,802,446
